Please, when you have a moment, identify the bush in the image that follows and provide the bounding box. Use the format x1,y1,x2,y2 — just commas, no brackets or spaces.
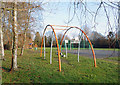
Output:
4,43,11,50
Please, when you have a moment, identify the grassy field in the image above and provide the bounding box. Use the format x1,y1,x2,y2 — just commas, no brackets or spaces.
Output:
103,56,120,61
93,48,119,51
37,47,119,51
2,48,119,83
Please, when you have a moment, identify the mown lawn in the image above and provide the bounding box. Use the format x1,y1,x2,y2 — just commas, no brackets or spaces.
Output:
104,57,120,61
2,48,119,83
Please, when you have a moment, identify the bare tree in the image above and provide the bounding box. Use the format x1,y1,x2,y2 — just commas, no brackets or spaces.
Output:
20,27,27,56
83,25,90,41
107,31,115,48
65,35,70,40
57,33,63,40
19,2,43,55
0,1,5,60
10,0,18,71
65,1,119,49
118,1,120,48
20,3,30,56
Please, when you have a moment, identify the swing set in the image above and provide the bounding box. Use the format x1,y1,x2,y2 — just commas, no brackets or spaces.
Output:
40,24,96,72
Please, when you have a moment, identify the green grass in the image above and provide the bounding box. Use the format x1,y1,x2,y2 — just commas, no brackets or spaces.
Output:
104,57,120,61
2,48,119,83
35,47,120,51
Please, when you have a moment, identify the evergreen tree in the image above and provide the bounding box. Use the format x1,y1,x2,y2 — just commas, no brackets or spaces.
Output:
34,32,41,47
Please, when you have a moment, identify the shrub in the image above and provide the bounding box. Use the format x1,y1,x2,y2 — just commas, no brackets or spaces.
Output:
4,43,11,50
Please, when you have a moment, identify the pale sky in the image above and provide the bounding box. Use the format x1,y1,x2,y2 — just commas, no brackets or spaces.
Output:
32,1,118,39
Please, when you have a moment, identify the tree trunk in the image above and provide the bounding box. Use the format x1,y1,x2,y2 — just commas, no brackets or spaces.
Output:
20,29,26,56
20,11,29,56
0,25,4,60
11,0,18,71
118,2,120,48
0,1,5,60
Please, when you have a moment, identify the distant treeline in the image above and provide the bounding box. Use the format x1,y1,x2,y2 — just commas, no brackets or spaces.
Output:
91,39,119,48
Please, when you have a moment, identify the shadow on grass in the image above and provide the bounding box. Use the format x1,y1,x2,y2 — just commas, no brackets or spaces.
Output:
41,58,47,60
35,57,42,59
1,67,10,72
35,57,48,61
2,66,24,72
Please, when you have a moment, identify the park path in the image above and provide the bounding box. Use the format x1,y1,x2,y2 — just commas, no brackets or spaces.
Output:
62,49,119,58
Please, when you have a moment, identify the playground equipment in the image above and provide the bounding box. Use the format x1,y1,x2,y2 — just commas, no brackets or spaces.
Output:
40,25,96,72
63,33,83,62
64,40,92,50
29,43,33,49
34,44,38,50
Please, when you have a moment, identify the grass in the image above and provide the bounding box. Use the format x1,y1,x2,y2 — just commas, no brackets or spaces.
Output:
35,47,120,52
2,48,119,83
104,57,120,61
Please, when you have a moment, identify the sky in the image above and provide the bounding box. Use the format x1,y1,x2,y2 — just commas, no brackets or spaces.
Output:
32,1,118,39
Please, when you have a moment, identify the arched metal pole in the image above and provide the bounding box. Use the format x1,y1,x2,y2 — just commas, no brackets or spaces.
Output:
44,36,45,59
65,41,67,58
50,31,54,64
40,25,61,72
60,26,96,67
78,41,80,62
70,41,71,50
78,33,83,62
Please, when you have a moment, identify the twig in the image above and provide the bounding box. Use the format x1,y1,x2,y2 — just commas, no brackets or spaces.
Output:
103,3,112,31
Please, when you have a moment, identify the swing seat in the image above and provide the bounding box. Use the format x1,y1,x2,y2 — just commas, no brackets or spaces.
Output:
56,52,65,57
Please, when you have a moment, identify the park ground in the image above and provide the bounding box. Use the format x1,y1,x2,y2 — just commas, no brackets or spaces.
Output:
2,48,120,83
